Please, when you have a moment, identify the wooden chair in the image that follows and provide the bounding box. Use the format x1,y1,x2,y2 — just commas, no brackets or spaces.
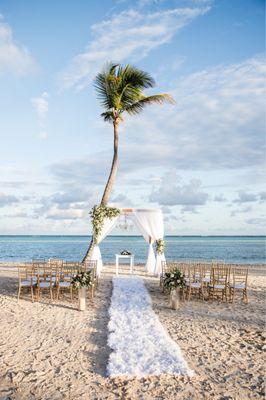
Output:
201,262,211,299
48,259,63,284
229,266,249,303
32,258,46,263
62,261,78,280
160,260,167,289
36,262,54,301
209,262,230,301
86,261,98,298
185,262,204,301
56,263,74,301
17,264,35,302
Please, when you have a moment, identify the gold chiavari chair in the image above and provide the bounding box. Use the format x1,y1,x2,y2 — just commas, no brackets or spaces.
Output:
176,261,189,299
181,261,190,284
229,266,249,303
32,258,46,265
201,262,212,298
185,262,204,301
17,263,35,302
36,261,54,301
56,261,75,301
160,260,167,289
48,259,63,284
83,260,98,298
62,261,78,280
209,262,230,301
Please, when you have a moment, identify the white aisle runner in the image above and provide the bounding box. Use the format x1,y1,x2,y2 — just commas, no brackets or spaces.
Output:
107,276,194,377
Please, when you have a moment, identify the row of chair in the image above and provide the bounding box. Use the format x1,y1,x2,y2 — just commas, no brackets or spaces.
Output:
17,259,97,302
161,261,249,303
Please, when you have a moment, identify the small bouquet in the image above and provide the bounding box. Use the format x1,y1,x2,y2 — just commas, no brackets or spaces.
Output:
71,271,92,289
163,268,186,291
121,250,131,255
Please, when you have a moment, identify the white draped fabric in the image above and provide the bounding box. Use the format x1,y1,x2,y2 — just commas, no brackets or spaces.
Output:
89,208,165,277
90,215,120,276
133,209,165,275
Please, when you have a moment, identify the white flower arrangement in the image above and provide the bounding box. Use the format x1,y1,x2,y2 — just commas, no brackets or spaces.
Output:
156,238,165,255
90,204,120,243
71,271,92,289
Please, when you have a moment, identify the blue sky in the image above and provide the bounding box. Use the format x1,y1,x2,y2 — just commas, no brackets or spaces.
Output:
0,0,265,235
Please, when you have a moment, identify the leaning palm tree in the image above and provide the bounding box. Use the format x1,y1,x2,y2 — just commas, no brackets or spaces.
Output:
82,62,174,262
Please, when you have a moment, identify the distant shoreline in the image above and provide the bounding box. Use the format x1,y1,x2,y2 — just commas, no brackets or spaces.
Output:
0,235,265,238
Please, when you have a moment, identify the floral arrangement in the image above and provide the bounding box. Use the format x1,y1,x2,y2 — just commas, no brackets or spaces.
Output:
163,268,186,291
156,238,165,255
90,205,120,243
121,250,131,255
71,271,93,289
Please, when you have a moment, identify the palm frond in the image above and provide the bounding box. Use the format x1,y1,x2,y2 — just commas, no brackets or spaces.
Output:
119,64,155,89
94,62,174,122
124,94,175,115
94,62,120,109
101,111,114,122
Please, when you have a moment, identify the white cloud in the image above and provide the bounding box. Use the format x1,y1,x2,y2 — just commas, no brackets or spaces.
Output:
245,217,265,227
59,6,210,90
46,208,87,220
121,55,265,170
149,171,209,207
39,131,48,140
214,194,227,202
31,92,49,139
31,92,49,120
233,190,258,203
0,15,36,75
230,206,252,217
33,188,99,222
0,193,20,207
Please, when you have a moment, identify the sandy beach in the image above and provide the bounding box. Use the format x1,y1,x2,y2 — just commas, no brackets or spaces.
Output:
0,265,265,400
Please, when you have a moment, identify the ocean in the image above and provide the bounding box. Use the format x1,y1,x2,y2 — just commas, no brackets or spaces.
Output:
0,235,265,264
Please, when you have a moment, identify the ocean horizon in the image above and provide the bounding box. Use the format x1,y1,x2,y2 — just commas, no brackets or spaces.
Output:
0,235,265,264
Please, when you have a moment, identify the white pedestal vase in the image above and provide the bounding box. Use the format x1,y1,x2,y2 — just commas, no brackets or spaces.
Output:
78,287,87,311
170,288,181,310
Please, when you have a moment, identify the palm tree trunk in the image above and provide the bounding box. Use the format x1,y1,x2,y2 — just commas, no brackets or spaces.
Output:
100,121,119,205
82,121,119,263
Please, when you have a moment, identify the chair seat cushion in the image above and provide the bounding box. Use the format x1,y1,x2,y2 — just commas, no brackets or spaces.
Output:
213,284,225,289
39,282,51,288
59,281,71,288
187,282,201,288
21,280,31,286
46,277,57,282
230,283,245,289
203,277,211,282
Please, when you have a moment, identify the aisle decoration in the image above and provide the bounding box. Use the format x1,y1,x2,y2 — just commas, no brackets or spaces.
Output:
90,205,120,243
88,207,166,277
107,276,194,377
163,268,186,309
156,239,165,255
71,271,93,311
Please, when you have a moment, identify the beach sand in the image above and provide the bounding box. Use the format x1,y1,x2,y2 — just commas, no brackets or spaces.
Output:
0,265,265,399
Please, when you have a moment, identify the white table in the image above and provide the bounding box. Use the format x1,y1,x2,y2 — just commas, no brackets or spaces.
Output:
115,254,135,275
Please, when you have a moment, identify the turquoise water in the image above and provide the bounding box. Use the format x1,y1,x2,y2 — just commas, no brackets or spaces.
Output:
0,236,265,264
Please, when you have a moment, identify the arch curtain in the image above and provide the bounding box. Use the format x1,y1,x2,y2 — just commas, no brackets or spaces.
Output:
89,209,165,276
89,215,120,276
133,209,165,275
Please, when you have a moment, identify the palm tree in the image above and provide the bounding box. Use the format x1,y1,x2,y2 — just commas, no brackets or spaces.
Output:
82,62,174,262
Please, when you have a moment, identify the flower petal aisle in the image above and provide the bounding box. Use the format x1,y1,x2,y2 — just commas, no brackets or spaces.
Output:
107,276,194,377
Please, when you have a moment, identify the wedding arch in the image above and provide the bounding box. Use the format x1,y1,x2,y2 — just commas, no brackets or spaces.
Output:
89,208,166,276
